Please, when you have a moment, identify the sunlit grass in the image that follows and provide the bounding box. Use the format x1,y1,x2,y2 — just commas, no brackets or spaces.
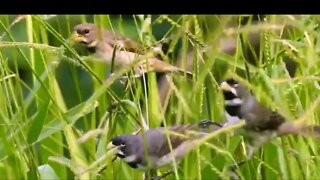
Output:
0,14,319,180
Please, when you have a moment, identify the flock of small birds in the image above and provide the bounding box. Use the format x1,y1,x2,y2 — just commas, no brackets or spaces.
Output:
70,23,320,179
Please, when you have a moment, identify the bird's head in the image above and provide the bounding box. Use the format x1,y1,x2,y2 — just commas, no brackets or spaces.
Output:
220,78,250,117
107,134,138,159
72,23,100,48
220,78,249,101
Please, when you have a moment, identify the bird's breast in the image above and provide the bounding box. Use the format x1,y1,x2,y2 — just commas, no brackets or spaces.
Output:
123,154,138,163
123,154,147,170
98,48,141,66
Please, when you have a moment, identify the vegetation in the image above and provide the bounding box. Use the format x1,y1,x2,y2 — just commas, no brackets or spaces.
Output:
0,15,320,179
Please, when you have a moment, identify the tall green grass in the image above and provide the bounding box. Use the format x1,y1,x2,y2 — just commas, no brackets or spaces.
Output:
0,15,319,180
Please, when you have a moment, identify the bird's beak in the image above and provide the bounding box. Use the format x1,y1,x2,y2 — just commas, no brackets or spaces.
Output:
107,142,117,150
220,81,237,96
71,32,85,43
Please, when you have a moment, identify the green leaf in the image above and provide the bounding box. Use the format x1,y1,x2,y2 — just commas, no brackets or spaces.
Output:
36,101,98,143
27,99,50,144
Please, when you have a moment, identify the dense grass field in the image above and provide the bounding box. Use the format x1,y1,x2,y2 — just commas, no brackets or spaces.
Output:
1,15,320,180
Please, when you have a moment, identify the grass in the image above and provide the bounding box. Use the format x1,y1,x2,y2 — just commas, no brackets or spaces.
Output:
0,14,320,180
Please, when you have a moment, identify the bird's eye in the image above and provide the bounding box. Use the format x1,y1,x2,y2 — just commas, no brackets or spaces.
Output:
83,29,90,34
76,29,82,34
120,142,126,147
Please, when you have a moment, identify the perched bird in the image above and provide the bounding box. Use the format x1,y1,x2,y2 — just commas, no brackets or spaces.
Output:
71,23,193,77
220,78,320,158
107,119,222,179
221,79,285,131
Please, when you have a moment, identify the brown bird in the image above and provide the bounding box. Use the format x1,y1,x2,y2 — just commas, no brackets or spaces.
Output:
71,23,193,77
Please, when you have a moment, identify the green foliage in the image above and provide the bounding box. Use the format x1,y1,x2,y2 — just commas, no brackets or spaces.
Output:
0,15,320,179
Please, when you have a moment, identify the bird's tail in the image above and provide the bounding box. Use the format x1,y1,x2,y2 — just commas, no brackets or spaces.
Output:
277,121,320,138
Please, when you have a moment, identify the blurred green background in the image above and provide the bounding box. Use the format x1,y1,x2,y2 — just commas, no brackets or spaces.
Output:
1,15,320,180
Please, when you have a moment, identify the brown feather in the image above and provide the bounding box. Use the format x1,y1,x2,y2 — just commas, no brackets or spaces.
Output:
104,30,142,53
72,23,193,77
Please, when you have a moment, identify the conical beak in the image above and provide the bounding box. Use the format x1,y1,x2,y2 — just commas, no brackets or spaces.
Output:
71,32,85,43
107,142,116,150
220,81,237,96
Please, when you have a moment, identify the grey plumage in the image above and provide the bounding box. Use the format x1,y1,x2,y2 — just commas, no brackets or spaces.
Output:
220,78,320,158
228,81,284,131
107,120,223,180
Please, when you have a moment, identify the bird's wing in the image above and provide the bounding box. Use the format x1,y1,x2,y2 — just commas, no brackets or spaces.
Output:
104,30,141,53
143,124,197,158
241,96,285,131
140,58,180,72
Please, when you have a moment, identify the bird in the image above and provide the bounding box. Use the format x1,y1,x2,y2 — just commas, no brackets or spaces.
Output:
71,23,193,78
220,78,285,131
107,119,223,179
220,78,320,159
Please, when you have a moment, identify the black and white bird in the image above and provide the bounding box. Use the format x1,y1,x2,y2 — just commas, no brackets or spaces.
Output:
220,78,320,158
107,119,223,179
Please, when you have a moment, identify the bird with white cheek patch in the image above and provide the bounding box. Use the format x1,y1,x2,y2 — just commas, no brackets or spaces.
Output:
107,119,223,179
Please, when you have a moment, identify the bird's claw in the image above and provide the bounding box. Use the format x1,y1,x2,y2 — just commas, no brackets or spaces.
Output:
228,161,245,180
150,176,161,180
229,161,246,171
150,171,172,180
199,119,223,128
144,170,172,180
